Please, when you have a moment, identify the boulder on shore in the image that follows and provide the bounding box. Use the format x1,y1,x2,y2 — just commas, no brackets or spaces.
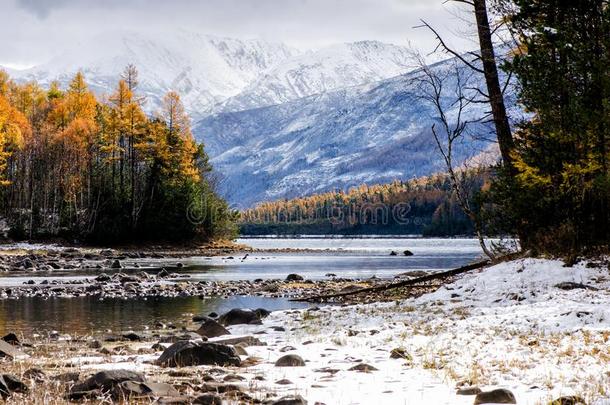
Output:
474,388,516,404
2,333,20,345
69,369,145,399
195,318,230,339
274,354,305,367
217,308,269,326
0,374,28,399
156,341,241,367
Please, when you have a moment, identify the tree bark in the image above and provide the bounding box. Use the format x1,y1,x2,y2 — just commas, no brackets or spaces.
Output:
473,0,515,173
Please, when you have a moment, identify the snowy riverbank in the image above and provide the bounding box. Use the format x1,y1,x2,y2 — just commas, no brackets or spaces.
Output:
220,258,610,404
2,258,609,404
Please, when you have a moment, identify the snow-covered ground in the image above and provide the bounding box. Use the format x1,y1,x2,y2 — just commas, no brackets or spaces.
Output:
224,259,610,404
72,258,610,404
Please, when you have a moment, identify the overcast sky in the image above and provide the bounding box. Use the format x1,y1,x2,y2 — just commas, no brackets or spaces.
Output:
2,0,475,69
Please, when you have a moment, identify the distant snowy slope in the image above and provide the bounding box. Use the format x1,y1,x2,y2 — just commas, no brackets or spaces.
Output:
213,41,415,112
195,58,511,207
8,30,298,119
7,35,420,119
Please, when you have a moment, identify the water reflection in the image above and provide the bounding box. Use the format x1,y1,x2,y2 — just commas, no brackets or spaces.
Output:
0,296,310,335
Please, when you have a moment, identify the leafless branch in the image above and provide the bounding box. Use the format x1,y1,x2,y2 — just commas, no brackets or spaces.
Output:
416,20,485,74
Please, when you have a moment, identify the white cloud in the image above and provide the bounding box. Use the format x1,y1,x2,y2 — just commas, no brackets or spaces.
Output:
1,0,475,66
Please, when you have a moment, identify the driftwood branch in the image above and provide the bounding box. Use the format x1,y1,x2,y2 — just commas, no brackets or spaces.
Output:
293,258,493,302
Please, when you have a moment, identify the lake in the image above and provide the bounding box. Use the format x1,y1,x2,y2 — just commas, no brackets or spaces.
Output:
0,237,487,334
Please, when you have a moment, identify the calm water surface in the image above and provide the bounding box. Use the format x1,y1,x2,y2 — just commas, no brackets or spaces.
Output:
0,237,486,334
0,295,310,335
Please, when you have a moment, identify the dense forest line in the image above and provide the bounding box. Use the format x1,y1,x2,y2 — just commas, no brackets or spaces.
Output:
0,66,236,243
240,171,489,236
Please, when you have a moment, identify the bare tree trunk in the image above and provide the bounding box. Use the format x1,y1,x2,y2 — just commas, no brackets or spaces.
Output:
473,0,515,173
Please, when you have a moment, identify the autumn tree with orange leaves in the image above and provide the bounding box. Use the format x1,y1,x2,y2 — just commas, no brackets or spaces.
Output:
0,67,236,242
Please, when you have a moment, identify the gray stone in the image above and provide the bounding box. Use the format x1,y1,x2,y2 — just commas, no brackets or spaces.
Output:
156,341,241,367
218,308,266,326
474,389,517,404
71,369,145,395
116,381,179,398
275,354,305,367
196,318,230,339
0,374,28,398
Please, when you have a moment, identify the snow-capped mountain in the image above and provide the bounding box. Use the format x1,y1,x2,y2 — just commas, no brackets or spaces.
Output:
6,30,299,119
4,32,422,120
195,59,513,208
212,41,415,113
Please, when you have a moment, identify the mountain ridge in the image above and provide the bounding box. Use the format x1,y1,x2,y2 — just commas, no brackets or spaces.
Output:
2,33,510,208
196,60,508,208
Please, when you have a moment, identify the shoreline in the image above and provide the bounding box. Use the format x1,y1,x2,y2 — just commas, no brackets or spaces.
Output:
0,243,465,301
0,258,608,404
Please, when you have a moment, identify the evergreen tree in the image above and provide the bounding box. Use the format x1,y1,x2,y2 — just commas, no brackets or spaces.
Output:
493,0,610,254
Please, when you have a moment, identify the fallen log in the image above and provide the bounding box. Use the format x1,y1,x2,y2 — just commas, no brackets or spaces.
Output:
293,258,492,302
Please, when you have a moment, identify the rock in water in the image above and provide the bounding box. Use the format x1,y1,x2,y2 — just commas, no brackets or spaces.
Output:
156,341,241,367
218,308,265,326
285,273,304,281
195,318,230,338
474,389,517,404
274,354,305,367
403,250,414,256
272,395,308,405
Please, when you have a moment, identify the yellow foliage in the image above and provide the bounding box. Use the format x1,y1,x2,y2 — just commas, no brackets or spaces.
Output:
0,95,29,185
